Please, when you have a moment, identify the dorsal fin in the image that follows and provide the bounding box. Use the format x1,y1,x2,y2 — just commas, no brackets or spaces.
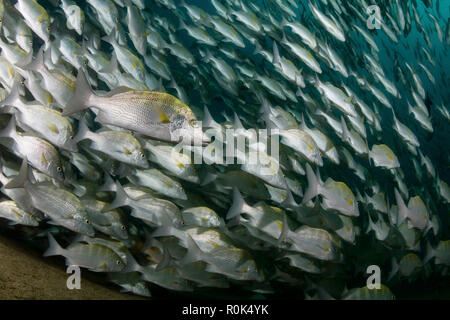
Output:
300,113,308,131
233,112,244,130
103,86,134,97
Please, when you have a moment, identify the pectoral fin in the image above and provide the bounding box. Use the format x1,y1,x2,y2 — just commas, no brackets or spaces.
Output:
157,107,170,123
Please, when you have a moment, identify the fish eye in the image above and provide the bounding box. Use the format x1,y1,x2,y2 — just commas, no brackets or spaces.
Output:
140,152,145,158
69,135,74,140
189,119,199,128
57,166,62,172
85,218,90,224
20,79,25,85
116,259,121,265
120,225,126,230
46,26,50,32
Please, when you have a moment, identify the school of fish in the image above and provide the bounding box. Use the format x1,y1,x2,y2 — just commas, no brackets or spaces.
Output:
0,0,449,299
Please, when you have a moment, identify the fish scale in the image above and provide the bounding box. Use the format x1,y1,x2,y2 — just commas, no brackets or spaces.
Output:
27,184,84,218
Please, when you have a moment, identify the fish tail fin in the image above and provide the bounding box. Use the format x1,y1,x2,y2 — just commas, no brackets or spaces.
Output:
72,234,86,244
141,229,157,253
300,113,308,131
368,149,374,166
394,188,408,225
181,235,204,265
296,70,305,87
226,187,247,219
302,163,320,204
62,69,94,116
391,109,398,123
341,116,349,141
204,50,214,64
424,242,435,264
117,162,132,178
277,213,289,246
202,106,218,128
155,243,172,271
80,39,88,57
5,157,29,189
387,257,399,281
200,170,217,186
104,181,130,211
22,46,45,72
178,18,188,31
252,41,262,55
98,173,117,192
315,167,323,186
0,116,18,140
152,214,175,238
0,80,21,108
418,150,425,165
407,102,413,114
72,118,92,143
122,250,142,273
312,74,322,90
43,234,63,257
99,52,118,74
257,93,270,115
366,213,375,234
281,30,288,44
272,41,281,65
101,27,117,45
233,112,244,130
314,108,323,117
282,189,299,207
156,78,166,92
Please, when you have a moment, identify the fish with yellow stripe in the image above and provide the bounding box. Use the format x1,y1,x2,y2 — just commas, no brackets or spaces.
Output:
0,116,64,181
0,200,39,226
15,0,50,43
0,81,76,151
63,69,210,146
303,163,359,217
73,119,148,169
